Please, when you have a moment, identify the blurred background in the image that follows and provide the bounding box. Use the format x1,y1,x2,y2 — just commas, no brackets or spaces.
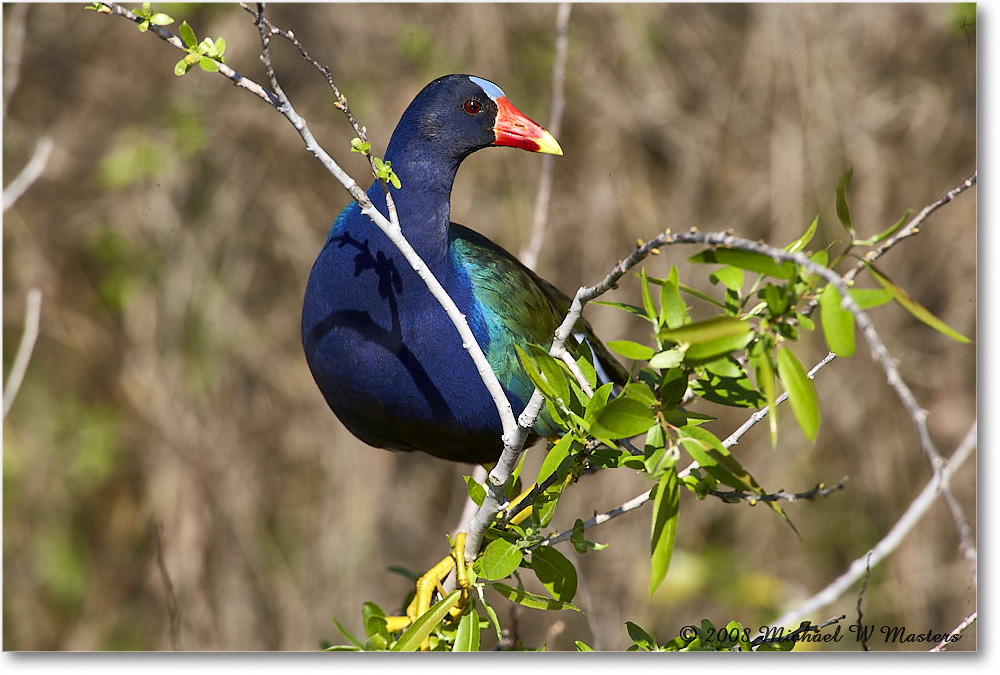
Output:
3,3,976,651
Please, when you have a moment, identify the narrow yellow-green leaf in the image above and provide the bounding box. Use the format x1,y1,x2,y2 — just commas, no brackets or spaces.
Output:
607,339,656,361
658,315,751,345
836,167,855,237
868,266,971,343
532,545,578,602
488,582,582,612
659,266,689,329
590,396,655,439
786,215,819,253
850,287,893,310
819,284,856,357
452,602,481,652
640,267,657,322
689,249,795,279
752,348,778,448
179,20,197,48
649,469,679,596
775,346,820,441
683,330,754,364
390,590,461,651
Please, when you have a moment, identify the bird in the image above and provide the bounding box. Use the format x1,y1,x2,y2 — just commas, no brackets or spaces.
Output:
301,74,626,464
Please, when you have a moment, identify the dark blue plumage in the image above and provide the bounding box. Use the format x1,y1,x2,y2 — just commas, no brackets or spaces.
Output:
302,75,625,463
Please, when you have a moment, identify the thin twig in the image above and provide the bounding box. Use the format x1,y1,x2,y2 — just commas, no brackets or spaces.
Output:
771,419,976,629
930,611,976,652
520,2,572,270
154,521,181,650
2,3,30,118
855,552,872,651
3,289,42,419
723,351,837,449
3,136,54,212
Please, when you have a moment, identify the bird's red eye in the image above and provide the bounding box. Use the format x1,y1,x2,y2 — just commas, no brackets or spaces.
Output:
464,99,482,115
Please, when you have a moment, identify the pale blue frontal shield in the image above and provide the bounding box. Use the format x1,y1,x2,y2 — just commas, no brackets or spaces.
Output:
469,76,506,102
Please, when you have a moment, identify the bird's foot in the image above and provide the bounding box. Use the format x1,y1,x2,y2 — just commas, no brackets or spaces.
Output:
384,532,470,648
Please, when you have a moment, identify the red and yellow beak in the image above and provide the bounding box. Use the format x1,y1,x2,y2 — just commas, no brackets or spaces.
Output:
492,97,563,156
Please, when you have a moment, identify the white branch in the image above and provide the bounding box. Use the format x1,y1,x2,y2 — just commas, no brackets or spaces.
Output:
3,137,53,212
3,289,42,419
771,420,976,629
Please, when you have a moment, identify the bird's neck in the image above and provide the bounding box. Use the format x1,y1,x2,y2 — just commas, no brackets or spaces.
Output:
369,140,462,268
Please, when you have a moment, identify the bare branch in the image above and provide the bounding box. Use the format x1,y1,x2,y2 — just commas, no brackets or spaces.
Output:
930,611,976,652
2,3,30,118
3,289,42,420
520,2,572,270
771,419,976,629
154,521,181,650
3,136,53,212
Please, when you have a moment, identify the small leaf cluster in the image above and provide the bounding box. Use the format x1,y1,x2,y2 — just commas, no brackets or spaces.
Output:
174,20,226,76
351,137,402,189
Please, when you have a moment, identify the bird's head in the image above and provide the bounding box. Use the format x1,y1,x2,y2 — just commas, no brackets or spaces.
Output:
390,74,563,165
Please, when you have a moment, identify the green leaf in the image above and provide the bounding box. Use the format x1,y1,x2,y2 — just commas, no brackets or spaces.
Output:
819,284,856,357
750,344,778,448
590,396,655,439
658,315,751,345
640,267,657,321
786,215,819,253
390,590,461,651
575,641,595,651
854,208,913,246
330,616,364,649
626,621,656,650
350,137,370,154
464,474,486,507
649,469,679,596
583,381,614,426
677,425,796,532
198,55,219,72
489,582,581,612
515,344,555,401
173,58,189,77
775,346,820,441
537,433,574,487
150,12,173,26
527,343,571,405
836,166,855,237
659,266,689,329
475,585,503,641
532,546,578,602
683,331,754,364
850,287,893,309
709,265,745,292
689,248,795,280
570,519,593,554
179,20,197,49
592,300,655,323
607,340,655,361
478,538,523,580
452,602,481,652
868,265,971,343
648,347,685,370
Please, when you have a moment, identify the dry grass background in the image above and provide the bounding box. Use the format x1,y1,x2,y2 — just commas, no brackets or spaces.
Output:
2,3,976,651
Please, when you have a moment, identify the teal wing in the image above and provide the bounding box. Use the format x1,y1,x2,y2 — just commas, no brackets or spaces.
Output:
449,224,627,433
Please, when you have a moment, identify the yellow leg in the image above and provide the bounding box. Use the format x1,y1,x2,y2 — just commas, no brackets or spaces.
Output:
383,532,469,638
381,472,571,643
